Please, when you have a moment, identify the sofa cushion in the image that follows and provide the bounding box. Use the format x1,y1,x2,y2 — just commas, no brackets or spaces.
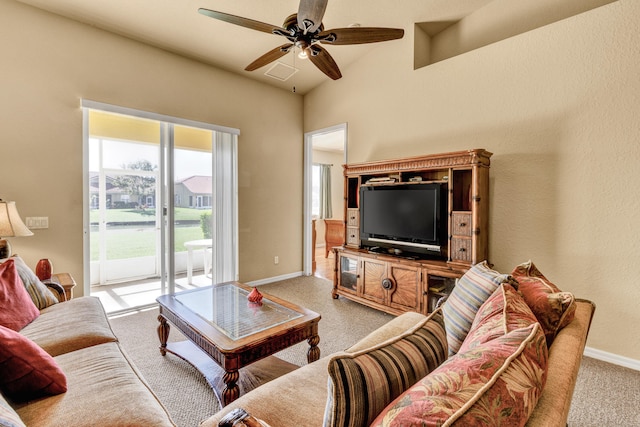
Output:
1,393,26,427
511,260,576,345
19,296,118,357
0,256,58,309
458,283,539,354
0,324,67,402
442,261,518,355
13,342,175,427
323,309,447,427
201,355,333,427
0,259,39,331
371,323,548,427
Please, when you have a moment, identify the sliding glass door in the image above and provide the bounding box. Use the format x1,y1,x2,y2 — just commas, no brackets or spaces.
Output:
88,115,162,287
172,125,214,289
83,101,238,312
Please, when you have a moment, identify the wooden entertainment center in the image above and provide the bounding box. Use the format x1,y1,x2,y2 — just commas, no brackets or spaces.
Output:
332,149,492,316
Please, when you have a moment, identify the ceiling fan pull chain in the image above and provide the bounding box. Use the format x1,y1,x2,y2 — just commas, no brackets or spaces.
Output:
292,46,297,93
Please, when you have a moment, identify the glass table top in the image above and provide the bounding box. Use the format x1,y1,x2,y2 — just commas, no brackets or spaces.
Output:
174,284,303,340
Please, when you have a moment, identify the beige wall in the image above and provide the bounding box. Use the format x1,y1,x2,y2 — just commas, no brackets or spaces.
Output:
0,0,303,292
2,0,638,363
304,1,640,361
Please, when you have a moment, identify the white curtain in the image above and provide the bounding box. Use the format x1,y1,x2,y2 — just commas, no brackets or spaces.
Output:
211,131,239,283
319,164,332,219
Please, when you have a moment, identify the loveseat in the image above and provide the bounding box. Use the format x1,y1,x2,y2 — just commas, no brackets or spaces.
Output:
0,256,176,427
202,261,596,427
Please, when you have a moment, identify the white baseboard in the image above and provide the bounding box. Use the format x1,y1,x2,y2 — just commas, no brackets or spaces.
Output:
584,346,640,371
245,271,304,287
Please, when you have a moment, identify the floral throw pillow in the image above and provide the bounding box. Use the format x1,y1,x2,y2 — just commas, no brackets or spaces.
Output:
458,282,539,354
371,323,548,427
511,260,576,345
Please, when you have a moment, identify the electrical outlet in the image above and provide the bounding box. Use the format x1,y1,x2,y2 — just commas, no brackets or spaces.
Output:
274,256,279,265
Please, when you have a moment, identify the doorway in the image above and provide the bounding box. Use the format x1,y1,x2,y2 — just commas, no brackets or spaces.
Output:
303,124,347,279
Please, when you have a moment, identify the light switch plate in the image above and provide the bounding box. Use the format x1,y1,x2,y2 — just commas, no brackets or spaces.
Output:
26,217,49,229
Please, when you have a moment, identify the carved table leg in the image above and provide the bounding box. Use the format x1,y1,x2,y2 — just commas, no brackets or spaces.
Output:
157,314,170,356
222,369,240,406
307,334,320,363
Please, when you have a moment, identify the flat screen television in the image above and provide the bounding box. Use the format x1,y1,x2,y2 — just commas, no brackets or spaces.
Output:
359,183,447,257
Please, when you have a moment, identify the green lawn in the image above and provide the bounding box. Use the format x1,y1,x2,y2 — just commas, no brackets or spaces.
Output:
89,208,211,260
90,226,205,260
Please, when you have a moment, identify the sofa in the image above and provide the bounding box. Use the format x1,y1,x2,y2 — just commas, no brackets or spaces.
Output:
0,256,176,427
201,261,596,427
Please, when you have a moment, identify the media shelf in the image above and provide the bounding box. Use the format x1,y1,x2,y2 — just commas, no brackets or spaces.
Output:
333,149,492,315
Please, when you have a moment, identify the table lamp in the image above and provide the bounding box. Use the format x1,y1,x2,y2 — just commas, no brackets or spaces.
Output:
0,199,34,259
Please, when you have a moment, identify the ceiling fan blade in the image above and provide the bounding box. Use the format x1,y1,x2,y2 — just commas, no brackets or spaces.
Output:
245,44,294,71
297,0,328,33
198,8,284,35
308,46,342,80
318,27,404,45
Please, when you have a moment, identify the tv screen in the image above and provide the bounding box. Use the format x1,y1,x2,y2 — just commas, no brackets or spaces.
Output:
359,183,445,255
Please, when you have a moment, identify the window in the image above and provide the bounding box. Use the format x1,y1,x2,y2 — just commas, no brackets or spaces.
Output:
311,164,320,218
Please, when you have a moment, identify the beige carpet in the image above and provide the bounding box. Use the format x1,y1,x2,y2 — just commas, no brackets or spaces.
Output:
108,275,393,427
109,276,640,427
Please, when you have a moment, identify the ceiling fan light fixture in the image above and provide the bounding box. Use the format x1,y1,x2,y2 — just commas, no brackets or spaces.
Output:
199,0,404,82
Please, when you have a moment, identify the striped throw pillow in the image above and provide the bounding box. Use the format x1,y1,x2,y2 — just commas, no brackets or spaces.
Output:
1,393,26,427
442,261,518,356
323,309,447,427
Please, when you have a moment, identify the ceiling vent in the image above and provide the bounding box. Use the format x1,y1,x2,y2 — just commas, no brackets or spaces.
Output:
264,62,298,81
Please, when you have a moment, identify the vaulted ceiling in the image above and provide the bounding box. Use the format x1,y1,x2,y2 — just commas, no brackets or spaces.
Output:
14,0,493,94
14,0,616,94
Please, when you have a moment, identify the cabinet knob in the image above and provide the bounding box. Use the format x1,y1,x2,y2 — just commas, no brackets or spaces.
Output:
459,222,466,227
459,247,466,252
381,278,393,290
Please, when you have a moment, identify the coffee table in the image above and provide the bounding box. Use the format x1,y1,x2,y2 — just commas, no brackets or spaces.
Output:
156,282,321,406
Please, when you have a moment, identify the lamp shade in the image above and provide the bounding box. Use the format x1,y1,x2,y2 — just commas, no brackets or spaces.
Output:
0,201,33,237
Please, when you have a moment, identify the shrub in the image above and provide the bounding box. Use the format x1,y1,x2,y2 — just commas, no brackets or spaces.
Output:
200,211,213,238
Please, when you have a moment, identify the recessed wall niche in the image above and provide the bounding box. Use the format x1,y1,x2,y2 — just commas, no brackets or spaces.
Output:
414,0,619,69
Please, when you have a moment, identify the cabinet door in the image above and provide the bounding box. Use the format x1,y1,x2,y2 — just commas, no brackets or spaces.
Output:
424,272,458,313
337,254,359,294
387,263,422,313
360,258,387,305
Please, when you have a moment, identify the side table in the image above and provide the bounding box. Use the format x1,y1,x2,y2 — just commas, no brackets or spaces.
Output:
49,273,76,301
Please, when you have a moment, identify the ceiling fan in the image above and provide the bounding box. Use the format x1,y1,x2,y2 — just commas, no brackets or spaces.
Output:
198,0,404,80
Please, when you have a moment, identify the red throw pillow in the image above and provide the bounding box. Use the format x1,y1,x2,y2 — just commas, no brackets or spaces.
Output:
0,259,40,331
511,260,576,345
0,324,67,402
